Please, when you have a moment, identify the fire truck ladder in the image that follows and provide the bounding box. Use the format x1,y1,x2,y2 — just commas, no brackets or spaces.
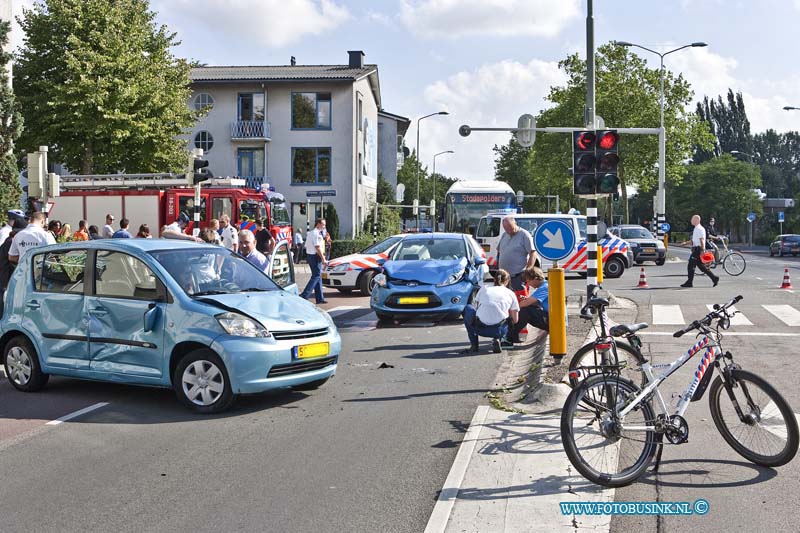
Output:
59,173,247,190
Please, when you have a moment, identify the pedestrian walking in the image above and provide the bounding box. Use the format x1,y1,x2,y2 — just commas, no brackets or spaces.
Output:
112,218,133,238
102,214,115,238
300,218,328,304
239,229,269,273
208,219,223,245
461,269,520,354
682,214,719,288
293,228,304,263
9,212,56,264
508,267,549,343
73,220,89,241
496,216,538,291
219,214,239,252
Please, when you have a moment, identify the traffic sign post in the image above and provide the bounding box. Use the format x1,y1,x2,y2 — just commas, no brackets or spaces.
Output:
747,212,756,222
533,220,575,359
533,220,576,262
779,211,785,234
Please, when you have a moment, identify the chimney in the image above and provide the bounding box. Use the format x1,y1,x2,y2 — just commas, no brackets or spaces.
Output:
290,56,296,66
347,50,365,69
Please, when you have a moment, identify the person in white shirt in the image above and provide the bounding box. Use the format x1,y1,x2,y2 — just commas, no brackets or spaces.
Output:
0,209,26,245
293,228,304,263
461,269,520,354
300,218,328,304
682,214,719,288
219,214,239,253
9,212,56,263
162,213,203,242
102,214,115,239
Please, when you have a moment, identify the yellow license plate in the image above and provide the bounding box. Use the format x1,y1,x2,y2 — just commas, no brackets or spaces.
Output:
398,296,429,305
297,342,330,359
481,244,490,252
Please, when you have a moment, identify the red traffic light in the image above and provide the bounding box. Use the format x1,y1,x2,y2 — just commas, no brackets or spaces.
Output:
575,131,596,150
597,130,619,150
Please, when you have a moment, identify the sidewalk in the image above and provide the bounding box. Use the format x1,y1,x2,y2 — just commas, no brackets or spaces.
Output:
426,295,638,533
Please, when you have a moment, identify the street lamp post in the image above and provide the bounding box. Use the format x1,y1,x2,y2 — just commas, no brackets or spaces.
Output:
616,40,707,239
432,150,454,231
731,150,758,246
783,106,800,111
415,111,449,230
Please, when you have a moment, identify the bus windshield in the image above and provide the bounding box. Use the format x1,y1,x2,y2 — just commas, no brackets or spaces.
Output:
445,193,516,235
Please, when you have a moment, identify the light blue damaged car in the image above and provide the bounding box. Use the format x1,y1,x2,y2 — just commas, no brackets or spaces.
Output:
0,239,340,413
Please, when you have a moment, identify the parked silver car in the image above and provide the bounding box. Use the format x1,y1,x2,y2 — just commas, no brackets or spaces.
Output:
609,225,666,266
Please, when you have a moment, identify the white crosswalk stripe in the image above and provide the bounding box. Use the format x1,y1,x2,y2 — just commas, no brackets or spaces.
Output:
762,305,800,326
652,304,685,325
706,305,753,326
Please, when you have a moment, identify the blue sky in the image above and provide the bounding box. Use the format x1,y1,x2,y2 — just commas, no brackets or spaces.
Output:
13,0,800,180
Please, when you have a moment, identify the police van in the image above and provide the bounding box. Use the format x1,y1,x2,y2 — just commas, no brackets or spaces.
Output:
475,212,634,278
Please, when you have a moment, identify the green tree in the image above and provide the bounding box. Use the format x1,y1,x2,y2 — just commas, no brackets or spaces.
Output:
376,173,394,204
752,129,800,198
324,203,339,239
0,21,23,216
363,206,401,238
525,43,714,223
694,90,753,163
14,0,197,174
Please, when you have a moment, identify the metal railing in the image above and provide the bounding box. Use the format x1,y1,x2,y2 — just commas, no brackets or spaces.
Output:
230,120,271,140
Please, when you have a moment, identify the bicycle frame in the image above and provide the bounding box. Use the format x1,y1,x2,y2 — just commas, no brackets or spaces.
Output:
615,336,719,431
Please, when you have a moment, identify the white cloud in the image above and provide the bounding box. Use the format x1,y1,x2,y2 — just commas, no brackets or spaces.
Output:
400,0,581,39
158,0,350,48
410,58,566,181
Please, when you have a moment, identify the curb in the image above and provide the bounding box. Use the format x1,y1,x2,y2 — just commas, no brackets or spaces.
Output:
487,331,547,410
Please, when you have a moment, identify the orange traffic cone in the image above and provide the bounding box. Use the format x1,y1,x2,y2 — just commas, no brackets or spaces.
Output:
637,267,649,289
780,268,793,289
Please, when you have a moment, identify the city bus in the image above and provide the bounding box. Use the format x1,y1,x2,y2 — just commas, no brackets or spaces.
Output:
444,180,517,235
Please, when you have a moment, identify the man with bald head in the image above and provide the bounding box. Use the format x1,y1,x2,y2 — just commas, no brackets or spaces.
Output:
682,214,719,288
497,215,538,291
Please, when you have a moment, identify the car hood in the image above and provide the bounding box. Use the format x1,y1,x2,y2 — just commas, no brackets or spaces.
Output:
625,238,659,245
384,258,467,284
196,291,329,331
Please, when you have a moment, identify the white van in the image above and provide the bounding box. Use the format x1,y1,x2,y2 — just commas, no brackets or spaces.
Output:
475,213,634,278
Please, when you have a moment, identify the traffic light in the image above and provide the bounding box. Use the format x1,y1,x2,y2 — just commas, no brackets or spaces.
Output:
572,130,596,195
300,203,307,215
193,158,213,184
595,130,620,194
27,153,44,199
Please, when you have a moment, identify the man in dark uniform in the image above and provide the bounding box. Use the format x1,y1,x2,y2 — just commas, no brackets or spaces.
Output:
0,218,29,316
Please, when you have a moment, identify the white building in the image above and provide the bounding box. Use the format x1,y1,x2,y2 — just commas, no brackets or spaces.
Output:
189,51,405,238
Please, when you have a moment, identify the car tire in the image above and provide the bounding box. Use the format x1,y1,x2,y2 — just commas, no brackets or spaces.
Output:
779,250,785,257
336,288,353,294
292,377,330,390
173,349,236,414
604,256,625,278
634,261,643,266
4,336,49,392
769,249,775,257
376,312,394,322
359,270,378,296
655,258,666,266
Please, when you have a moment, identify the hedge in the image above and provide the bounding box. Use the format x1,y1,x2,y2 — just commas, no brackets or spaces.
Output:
331,237,374,258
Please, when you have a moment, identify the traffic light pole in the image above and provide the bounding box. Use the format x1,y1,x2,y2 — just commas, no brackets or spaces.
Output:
585,0,598,299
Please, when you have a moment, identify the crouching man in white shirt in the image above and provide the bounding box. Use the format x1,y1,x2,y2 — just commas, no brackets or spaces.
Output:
461,268,519,354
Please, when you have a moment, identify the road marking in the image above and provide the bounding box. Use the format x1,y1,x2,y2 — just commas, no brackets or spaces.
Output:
706,305,752,326
327,305,364,317
762,305,800,326
424,405,490,533
640,331,800,337
45,402,109,426
756,277,763,280
759,402,800,441
652,304,685,325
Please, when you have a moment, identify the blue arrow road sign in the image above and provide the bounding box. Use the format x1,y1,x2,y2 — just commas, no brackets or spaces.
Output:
661,222,671,232
533,219,576,262
747,212,756,222
779,211,785,223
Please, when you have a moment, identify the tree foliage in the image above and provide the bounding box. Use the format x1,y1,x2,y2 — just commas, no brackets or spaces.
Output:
396,152,455,222
14,0,197,174
693,90,752,163
0,20,23,216
376,173,394,204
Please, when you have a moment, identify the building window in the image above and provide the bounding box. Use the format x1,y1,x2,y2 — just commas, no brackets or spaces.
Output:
357,95,363,132
194,131,214,153
237,148,265,178
238,93,265,121
194,93,214,111
292,147,331,184
292,92,332,129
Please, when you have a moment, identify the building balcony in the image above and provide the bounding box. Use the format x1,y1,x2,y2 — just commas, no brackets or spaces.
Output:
230,120,271,141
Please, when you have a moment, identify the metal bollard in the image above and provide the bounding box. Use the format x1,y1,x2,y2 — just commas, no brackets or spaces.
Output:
548,266,566,358
597,246,604,284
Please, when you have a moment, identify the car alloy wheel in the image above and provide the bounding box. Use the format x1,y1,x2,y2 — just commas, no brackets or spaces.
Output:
181,360,226,407
7,346,32,386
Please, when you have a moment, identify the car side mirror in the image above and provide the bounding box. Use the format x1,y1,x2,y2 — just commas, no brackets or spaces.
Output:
473,256,486,266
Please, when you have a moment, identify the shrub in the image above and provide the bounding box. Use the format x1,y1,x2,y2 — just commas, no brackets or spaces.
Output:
331,237,373,258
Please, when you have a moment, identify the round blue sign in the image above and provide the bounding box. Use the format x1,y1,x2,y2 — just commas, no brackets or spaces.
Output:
660,222,671,232
747,212,756,222
533,219,576,262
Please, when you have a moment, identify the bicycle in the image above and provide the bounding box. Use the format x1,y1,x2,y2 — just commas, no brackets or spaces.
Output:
560,295,799,487
707,236,746,276
567,295,647,389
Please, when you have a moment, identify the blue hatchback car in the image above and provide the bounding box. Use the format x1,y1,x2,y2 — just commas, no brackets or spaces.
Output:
1,239,341,413
370,233,487,321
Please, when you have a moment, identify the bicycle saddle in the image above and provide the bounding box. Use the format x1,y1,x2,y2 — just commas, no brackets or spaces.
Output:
610,323,649,337
587,297,609,309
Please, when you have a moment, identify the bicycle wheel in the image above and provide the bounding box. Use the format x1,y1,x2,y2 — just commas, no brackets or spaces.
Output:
723,252,746,276
568,341,645,388
561,374,658,487
709,369,799,467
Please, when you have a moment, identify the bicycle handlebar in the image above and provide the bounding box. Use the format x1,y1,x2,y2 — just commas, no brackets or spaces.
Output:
672,295,743,337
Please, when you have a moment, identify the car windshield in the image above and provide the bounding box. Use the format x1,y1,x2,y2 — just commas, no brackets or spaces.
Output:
620,227,654,240
392,238,466,261
150,247,280,296
362,236,402,254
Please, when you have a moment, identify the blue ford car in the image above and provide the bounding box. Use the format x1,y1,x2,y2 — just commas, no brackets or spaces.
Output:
0,239,340,413
370,233,487,321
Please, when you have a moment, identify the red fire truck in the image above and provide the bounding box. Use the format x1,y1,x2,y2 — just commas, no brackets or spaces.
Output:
49,174,292,240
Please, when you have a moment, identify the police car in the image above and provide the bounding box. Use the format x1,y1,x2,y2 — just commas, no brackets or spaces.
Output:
322,235,404,295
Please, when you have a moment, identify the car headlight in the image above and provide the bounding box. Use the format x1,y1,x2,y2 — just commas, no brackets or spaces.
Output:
374,273,387,287
655,240,665,249
437,268,466,287
319,309,336,329
216,312,271,338
330,262,349,272
629,242,640,248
